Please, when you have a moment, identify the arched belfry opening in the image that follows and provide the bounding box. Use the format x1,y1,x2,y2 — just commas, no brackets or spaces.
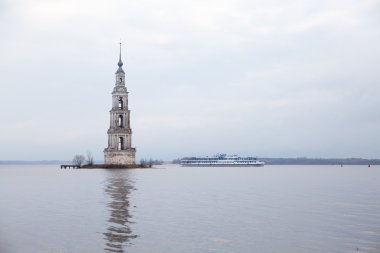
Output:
118,137,124,150
118,97,124,109
104,43,136,165
118,115,123,128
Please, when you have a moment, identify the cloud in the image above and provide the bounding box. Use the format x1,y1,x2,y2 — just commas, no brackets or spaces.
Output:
0,0,380,160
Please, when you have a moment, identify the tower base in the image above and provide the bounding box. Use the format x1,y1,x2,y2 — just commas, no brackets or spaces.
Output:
104,148,136,165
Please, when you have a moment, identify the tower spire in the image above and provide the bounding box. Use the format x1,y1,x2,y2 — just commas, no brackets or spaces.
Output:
118,41,123,68
116,41,125,74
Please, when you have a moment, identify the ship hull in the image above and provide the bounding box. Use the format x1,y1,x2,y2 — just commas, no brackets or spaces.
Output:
181,163,265,167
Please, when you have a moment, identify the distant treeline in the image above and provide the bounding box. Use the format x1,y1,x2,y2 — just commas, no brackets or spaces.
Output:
172,157,380,165
140,158,164,167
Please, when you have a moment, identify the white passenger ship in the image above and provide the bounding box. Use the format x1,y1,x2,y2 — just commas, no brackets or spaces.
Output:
181,154,265,167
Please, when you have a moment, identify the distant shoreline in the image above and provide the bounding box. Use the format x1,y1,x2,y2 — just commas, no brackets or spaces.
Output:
260,158,380,165
0,160,69,165
1,157,379,165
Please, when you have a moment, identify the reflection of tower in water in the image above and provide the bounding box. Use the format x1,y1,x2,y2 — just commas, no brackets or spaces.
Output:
104,170,137,253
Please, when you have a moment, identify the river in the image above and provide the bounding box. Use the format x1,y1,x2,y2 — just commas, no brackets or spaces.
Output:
0,164,379,253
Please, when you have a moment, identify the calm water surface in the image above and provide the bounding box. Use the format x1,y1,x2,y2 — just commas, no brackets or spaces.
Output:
0,164,379,253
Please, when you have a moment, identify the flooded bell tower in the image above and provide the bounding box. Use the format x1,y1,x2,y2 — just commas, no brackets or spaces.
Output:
104,43,136,165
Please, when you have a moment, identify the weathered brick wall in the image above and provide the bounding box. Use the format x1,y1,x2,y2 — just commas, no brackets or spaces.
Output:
104,149,136,165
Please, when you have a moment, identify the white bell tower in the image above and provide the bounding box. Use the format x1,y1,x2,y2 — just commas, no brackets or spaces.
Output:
104,43,136,165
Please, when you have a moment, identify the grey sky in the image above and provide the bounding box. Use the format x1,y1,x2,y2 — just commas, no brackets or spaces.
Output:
0,0,379,160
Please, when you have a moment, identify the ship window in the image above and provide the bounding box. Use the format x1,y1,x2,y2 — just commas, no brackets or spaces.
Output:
118,97,124,109
118,137,124,150
118,115,123,127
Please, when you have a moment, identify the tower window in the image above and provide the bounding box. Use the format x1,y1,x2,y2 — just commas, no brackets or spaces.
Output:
118,97,124,109
118,115,123,127
118,137,124,150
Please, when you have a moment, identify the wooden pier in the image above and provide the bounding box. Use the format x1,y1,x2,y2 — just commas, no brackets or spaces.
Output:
60,165,80,169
